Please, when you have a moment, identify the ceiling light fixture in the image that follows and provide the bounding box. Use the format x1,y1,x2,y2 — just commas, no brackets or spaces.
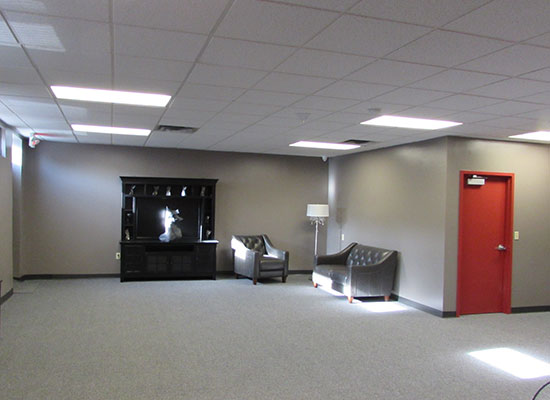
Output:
72,124,151,136
361,115,462,130
290,141,361,150
52,86,171,107
509,131,550,142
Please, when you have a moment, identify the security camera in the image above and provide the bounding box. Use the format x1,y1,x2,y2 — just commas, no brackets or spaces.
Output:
29,135,40,148
322,156,328,162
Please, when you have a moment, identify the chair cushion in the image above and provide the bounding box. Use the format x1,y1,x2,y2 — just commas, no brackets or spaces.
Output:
314,264,348,285
260,256,285,271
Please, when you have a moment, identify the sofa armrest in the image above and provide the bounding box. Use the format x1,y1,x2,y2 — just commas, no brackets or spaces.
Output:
231,237,262,276
263,235,288,261
348,251,398,296
315,243,357,265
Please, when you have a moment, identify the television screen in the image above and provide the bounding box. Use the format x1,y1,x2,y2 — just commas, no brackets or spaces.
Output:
135,197,200,240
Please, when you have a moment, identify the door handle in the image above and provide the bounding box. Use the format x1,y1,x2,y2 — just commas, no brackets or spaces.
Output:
496,244,507,251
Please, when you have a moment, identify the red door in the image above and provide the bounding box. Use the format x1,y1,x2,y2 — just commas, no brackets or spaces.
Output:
457,171,514,316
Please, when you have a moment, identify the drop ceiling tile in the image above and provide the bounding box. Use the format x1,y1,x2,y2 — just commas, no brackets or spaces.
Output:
474,100,547,116
467,78,550,99
387,30,508,67
299,120,350,132
254,72,334,95
0,66,42,85
6,12,111,54
292,96,360,112
222,102,282,116
526,32,550,47
0,18,18,45
514,110,550,126
160,110,216,126
208,112,264,126
188,64,268,88
445,0,550,42
113,104,166,117
111,113,158,129
35,131,76,143
61,109,112,125
346,60,444,86
75,131,111,145
200,38,295,70
112,134,148,147
22,117,69,130
276,49,374,78
410,69,506,92
0,45,32,68
520,67,550,83
28,48,112,75
114,25,207,62
216,0,338,46
306,15,430,57
393,106,458,118
426,94,503,111
271,107,331,121
442,111,497,124
350,0,488,27
477,116,540,130
41,69,111,88
169,97,230,112
515,92,550,106
145,130,186,148
370,87,450,106
0,0,111,21
177,84,245,101
315,81,395,101
114,55,193,82
235,90,303,106
343,101,409,115
0,83,52,98
458,45,550,77
274,0,359,11
317,112,376,125
112,0,230,34
255,116,304,128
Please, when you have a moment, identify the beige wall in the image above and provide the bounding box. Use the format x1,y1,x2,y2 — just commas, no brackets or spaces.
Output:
0,129,13,297
328,138,449,311
19,142,328,276
328,136,550,313
444,137,550,310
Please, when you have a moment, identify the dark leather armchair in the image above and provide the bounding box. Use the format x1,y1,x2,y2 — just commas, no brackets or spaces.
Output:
231,235,289,285
313,243,397,303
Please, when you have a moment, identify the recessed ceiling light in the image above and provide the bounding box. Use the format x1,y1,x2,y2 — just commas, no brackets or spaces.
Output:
289,141,361,150
72,124,151,136
509,131,550,142
51,86,171,107
361,115,462,130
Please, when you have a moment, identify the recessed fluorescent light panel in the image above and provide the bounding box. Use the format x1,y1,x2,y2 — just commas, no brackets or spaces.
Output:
469,348,550,379
51,86,171,107
361,115,462,130
509,131,550,142
72,124,151,136
290,141,360,150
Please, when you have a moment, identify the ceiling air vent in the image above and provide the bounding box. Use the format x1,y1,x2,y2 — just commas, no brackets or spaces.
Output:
341,139,371,145
156,125,198,134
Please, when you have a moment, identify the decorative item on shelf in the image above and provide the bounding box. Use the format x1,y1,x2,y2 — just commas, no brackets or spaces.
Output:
181,186,187,197
307,204,329,258
166,186,171,196
206,229,212,239
205,215,211,224
128,185,136,196
152,186,159,196
124,211,132,224
159,207,183,242
200,186,206,197
124,228,131,241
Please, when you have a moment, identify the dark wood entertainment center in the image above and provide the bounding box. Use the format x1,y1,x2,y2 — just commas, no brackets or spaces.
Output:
119,177,218,282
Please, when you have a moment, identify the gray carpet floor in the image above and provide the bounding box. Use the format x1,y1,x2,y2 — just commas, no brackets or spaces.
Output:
0,275,549,400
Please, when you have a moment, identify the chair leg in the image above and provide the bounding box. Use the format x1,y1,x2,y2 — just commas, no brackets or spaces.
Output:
282,276,287,283
384,295,390,302
235,273,239,279
348,296,353,303
253,278,257,285
313,282,318,288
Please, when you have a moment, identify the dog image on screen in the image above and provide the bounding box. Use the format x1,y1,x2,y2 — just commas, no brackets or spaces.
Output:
159,207,183,242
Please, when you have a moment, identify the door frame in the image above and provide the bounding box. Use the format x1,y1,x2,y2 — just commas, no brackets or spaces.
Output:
456,170,515,317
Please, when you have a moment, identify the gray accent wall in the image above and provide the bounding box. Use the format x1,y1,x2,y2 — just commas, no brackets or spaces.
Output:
18,142,328,276
0,130,13,297
328,137,550,313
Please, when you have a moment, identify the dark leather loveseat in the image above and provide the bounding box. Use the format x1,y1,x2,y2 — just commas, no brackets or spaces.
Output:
312,243,398,303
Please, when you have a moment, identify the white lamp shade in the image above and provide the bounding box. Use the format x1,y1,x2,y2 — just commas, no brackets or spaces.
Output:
307,204,329,218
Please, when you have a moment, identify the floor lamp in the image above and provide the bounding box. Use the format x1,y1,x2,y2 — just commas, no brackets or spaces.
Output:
307,204,329,258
